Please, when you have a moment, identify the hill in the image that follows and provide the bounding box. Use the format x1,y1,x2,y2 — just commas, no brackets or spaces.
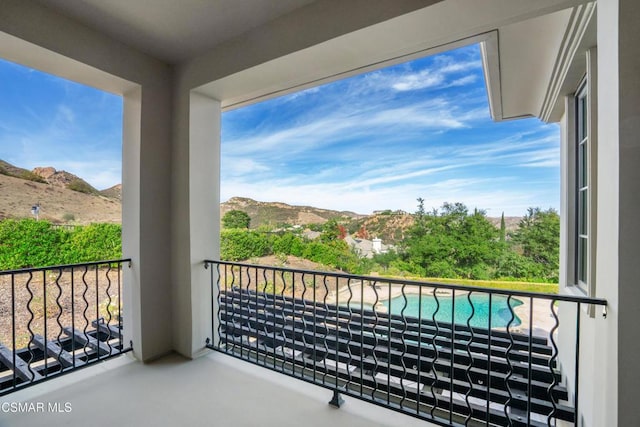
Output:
0,160,120,224
221,197,365,228
222,198,522,244
32,166,100,195
0,160,46,183
100,184,122,200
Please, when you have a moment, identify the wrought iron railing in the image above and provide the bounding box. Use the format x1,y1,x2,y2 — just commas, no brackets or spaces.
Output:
0,259,132,395
205,260,607,427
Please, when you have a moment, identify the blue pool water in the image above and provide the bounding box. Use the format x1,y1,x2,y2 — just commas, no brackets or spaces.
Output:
383,293,522,328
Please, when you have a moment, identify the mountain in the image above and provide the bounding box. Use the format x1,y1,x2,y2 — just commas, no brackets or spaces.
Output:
0,160,120,224
221,197,365,228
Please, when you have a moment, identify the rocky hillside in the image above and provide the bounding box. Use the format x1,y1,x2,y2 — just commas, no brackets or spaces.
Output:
0,160,46,183
348,211,415,243
221,197,365,227
0,160,120,224
100,184,122,200
32,166,99,195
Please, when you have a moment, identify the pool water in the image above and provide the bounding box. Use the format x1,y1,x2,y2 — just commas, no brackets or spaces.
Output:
383,293,522,329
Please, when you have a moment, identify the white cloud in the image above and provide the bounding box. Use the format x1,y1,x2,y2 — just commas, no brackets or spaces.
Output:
56,105,75,124
219,44,559,217
391,71,445,91
389,58,482,92
222,158,270,177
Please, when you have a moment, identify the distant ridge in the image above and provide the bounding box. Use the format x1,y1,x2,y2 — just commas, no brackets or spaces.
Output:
221,197,366,228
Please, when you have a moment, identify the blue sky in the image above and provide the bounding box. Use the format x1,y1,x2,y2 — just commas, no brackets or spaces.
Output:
0,58,123,190
222,44,560,216
0,43,559,216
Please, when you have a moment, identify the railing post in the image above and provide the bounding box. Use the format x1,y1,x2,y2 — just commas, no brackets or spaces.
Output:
329,389,344,408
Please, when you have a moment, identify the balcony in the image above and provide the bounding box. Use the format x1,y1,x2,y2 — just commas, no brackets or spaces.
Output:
0,260,606,426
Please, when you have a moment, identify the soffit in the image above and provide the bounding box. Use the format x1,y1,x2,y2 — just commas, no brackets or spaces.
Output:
33,0,317,63
485,2,596,122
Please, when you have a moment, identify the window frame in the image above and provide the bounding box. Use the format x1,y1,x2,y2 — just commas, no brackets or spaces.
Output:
568,48,597,298
575,78,589,290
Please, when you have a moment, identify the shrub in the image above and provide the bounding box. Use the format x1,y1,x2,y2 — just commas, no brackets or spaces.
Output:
222,210,251,229
0,219,122,270
0,219,70,269
273,233,304,255
67,179,98,195
220,229,272,261
66,223,122,262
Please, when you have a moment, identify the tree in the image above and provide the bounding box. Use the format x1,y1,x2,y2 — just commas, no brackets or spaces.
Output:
319,218,346,242
500,212,506,243
222,210,251,229
402,202,500,279
511,207,560,281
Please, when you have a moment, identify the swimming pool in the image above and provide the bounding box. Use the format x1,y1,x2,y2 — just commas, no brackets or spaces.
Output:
383,293,522,329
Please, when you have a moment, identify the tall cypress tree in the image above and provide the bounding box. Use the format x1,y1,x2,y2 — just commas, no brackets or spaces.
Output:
500,212,506,243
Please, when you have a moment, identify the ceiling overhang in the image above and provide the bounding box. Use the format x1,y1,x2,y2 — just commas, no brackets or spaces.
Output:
191,0,589,111
482,2,596,123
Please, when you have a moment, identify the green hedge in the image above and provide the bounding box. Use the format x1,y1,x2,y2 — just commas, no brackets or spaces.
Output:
0,219,122,270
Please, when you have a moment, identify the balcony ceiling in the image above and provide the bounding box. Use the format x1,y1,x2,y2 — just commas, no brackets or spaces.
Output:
34,0,317,63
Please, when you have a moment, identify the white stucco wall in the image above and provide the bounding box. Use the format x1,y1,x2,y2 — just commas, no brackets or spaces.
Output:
564,1,640,425
613,1,640,425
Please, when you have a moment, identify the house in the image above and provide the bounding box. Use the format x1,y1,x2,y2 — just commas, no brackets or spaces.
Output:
0,0,637,426
344,235,392,258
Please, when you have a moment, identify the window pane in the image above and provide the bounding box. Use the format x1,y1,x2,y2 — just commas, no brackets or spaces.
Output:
580,95,588,139
578,237,588,282
579,142,588,188
579,190,588,235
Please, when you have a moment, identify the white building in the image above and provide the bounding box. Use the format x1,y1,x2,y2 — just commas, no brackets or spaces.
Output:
0,1,636,425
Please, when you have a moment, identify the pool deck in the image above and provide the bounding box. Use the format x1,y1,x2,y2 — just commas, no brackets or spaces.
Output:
327,281,557,338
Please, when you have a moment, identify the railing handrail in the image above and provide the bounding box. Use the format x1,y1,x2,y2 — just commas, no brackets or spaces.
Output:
0,257,131,396
204,259,607,306
0,258,132,276
207,259,604,426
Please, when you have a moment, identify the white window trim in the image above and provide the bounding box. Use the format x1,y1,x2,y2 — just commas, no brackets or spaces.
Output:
566,48,597,302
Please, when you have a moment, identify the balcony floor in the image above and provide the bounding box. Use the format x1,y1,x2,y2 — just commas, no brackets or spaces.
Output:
0,351,430,427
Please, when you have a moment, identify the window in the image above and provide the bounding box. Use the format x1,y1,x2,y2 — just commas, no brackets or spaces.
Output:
576,79,588,287
570,47,597,296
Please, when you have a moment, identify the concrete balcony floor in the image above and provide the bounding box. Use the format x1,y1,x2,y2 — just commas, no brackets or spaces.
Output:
0,351,430,427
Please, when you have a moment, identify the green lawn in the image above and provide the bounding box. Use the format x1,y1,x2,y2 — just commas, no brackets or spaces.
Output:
378,274,559,294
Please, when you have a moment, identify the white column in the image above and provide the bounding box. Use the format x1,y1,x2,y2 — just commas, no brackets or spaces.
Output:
170,86,221,358
189,92,221,357
122,80,174,362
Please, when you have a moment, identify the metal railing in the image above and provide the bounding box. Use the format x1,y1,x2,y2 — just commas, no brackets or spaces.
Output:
205,260,607,427
0,259,132,396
